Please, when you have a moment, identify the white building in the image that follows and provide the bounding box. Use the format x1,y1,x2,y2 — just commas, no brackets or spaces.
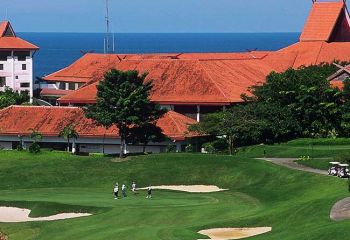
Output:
0,21,39,99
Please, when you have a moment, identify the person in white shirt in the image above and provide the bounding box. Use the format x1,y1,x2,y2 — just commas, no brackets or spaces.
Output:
113,183,119,199
122,184,127,198
131,182,136,194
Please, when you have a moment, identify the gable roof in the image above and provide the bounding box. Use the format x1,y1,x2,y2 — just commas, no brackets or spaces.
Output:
300,1,350,42
0,21,39,50
0,106,198,141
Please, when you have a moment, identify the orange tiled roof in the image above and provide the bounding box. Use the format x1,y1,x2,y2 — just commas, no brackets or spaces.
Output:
0,21,39,50
300,1,347,42
0,106,197,141
56,52,297,105
40,88,74,97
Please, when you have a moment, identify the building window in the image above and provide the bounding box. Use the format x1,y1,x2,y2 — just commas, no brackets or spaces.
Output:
22,64,26,70
20,82,30,88
0,51,11,61
14,51,30,61
0,77,6,87
15,76,19,79
0,64,3,70
68,82,76,90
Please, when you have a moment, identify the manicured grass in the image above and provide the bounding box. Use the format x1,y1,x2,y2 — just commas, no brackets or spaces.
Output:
0,149,349,239
296,158,333,170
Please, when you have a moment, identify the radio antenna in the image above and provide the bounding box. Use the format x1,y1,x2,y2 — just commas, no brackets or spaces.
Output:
104,0,111,54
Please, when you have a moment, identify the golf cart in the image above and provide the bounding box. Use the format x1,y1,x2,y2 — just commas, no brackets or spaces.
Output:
328,162,340,176
337,164,350,178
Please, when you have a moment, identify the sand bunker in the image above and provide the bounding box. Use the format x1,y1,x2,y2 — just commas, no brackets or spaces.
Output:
138,185,228,193
330,197,350,221
198,227,272,240
0,207,91,223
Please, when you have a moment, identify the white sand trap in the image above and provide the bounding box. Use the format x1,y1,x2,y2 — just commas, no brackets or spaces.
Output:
198,227,272,240
138,185,228,193
0,207,91,223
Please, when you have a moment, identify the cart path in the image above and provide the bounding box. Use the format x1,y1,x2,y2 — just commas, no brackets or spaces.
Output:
330,197,350,221
256,158,328,175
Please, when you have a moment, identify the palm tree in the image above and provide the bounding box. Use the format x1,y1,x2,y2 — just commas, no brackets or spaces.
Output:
59,124,79,153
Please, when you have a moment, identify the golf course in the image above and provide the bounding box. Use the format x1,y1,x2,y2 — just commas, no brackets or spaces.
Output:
0,139,350,239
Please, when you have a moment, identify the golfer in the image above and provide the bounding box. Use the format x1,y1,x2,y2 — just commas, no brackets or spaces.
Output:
146,185,152,199
131,182,136,194
122,184,127,198
114,183,119,199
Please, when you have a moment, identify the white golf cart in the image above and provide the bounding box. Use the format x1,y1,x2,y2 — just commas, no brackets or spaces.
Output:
337,164,350,178
328,162,340,176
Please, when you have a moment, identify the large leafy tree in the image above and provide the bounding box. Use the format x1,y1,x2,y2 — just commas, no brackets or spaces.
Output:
59,124,79,153
84,69,165,158
245,64,343,137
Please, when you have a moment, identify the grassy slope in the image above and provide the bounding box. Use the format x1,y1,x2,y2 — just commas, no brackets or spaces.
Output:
0,150,349,239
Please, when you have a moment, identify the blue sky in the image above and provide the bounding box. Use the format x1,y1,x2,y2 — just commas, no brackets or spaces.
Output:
3,0,312,33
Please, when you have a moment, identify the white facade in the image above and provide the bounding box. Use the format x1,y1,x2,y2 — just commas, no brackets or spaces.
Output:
0,50,35,99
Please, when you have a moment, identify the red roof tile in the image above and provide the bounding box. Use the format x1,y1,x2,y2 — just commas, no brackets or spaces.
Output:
40,88,74,97
56,52,297,105
0,21,39,50
0,106,197,141
300,1,346,42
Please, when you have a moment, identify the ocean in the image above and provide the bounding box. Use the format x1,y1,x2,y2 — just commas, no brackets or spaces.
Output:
17,32,300,78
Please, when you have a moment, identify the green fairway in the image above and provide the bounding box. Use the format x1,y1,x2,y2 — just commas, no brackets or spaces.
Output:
0,150,350,239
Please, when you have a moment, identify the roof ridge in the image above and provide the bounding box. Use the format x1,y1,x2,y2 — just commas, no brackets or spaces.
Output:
197,61,230,101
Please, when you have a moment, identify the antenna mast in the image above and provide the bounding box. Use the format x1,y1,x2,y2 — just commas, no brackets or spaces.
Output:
104,0,110,54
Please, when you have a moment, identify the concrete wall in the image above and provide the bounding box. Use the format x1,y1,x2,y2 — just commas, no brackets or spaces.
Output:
0,135,186,154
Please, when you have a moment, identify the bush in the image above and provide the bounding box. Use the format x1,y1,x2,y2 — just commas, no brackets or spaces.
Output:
212,139,229,152
203,142,215,154
185,144,194,153
29,143,41,154
166,145,176,153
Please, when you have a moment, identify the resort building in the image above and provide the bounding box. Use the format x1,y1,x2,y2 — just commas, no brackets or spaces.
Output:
0,106,199,154
41,0,350,121
0,21,39,99
0,0,349,154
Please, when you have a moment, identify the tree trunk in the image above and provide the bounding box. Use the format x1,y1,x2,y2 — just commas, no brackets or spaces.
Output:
228,136,234,155
119,136,124,158
143,144,147,154
67,137,70,153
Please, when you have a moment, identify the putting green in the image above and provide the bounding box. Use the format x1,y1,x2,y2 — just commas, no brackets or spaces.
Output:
0,151,349,239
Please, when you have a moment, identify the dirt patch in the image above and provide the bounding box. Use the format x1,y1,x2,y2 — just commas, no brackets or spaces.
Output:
138,185,228,193
198,227,272,240
0,207,91,223
0,232,8,240
330,197,350,221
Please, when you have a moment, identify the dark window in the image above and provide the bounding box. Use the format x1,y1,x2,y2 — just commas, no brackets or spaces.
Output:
58,82,66,90
0,51,11,61
22,64,26,70
15,76,19,79
77,83,84,88
20,82,30,88
14,51,30,61
68,82,76,90
0,64,3,70
0,77,6,87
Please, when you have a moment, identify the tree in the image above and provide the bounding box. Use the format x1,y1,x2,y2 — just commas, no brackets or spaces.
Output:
59,124,79,153
0,87,30,109
128,123,166,153
84,69,165,158
244,64,344,138
29,128,42,153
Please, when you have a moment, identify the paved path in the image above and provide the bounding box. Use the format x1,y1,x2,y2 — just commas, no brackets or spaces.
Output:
256,158,328,176
330,197,350,221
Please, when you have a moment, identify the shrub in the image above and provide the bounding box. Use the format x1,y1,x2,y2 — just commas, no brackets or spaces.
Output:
29,143,41,154
203,142,215,154
211,139,229,152
185,144,194,153
166,145,176,153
